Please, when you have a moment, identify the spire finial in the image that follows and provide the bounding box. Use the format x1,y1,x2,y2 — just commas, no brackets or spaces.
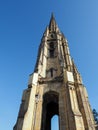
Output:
49,13,57,31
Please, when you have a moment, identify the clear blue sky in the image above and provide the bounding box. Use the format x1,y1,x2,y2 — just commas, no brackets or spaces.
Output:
0,0,98,130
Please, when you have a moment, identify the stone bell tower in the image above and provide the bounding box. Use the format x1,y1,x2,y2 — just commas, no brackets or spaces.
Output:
14,14,96,130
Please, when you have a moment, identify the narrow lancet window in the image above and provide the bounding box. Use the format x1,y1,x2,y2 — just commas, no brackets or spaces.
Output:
50,49,54,57
50,68,53,77
49,42,55,58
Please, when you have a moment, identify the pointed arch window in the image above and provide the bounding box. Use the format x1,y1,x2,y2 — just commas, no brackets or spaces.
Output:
49,42,55,58
50,68,53,77
51,34,54,38
50,49,54,57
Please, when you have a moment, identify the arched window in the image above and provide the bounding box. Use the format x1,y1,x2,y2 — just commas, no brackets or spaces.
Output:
51,34,54,38
50,68,53,77
50,42,54,49
49,42,55,58
50,49,54,57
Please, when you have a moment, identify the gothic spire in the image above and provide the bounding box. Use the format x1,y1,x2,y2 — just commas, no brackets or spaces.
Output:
14,14,96,130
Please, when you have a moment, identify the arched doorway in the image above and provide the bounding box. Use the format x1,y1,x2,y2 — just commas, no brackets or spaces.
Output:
41,91,59,130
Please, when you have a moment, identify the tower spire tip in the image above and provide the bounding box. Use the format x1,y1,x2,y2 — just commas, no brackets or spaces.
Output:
49,13,57,31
